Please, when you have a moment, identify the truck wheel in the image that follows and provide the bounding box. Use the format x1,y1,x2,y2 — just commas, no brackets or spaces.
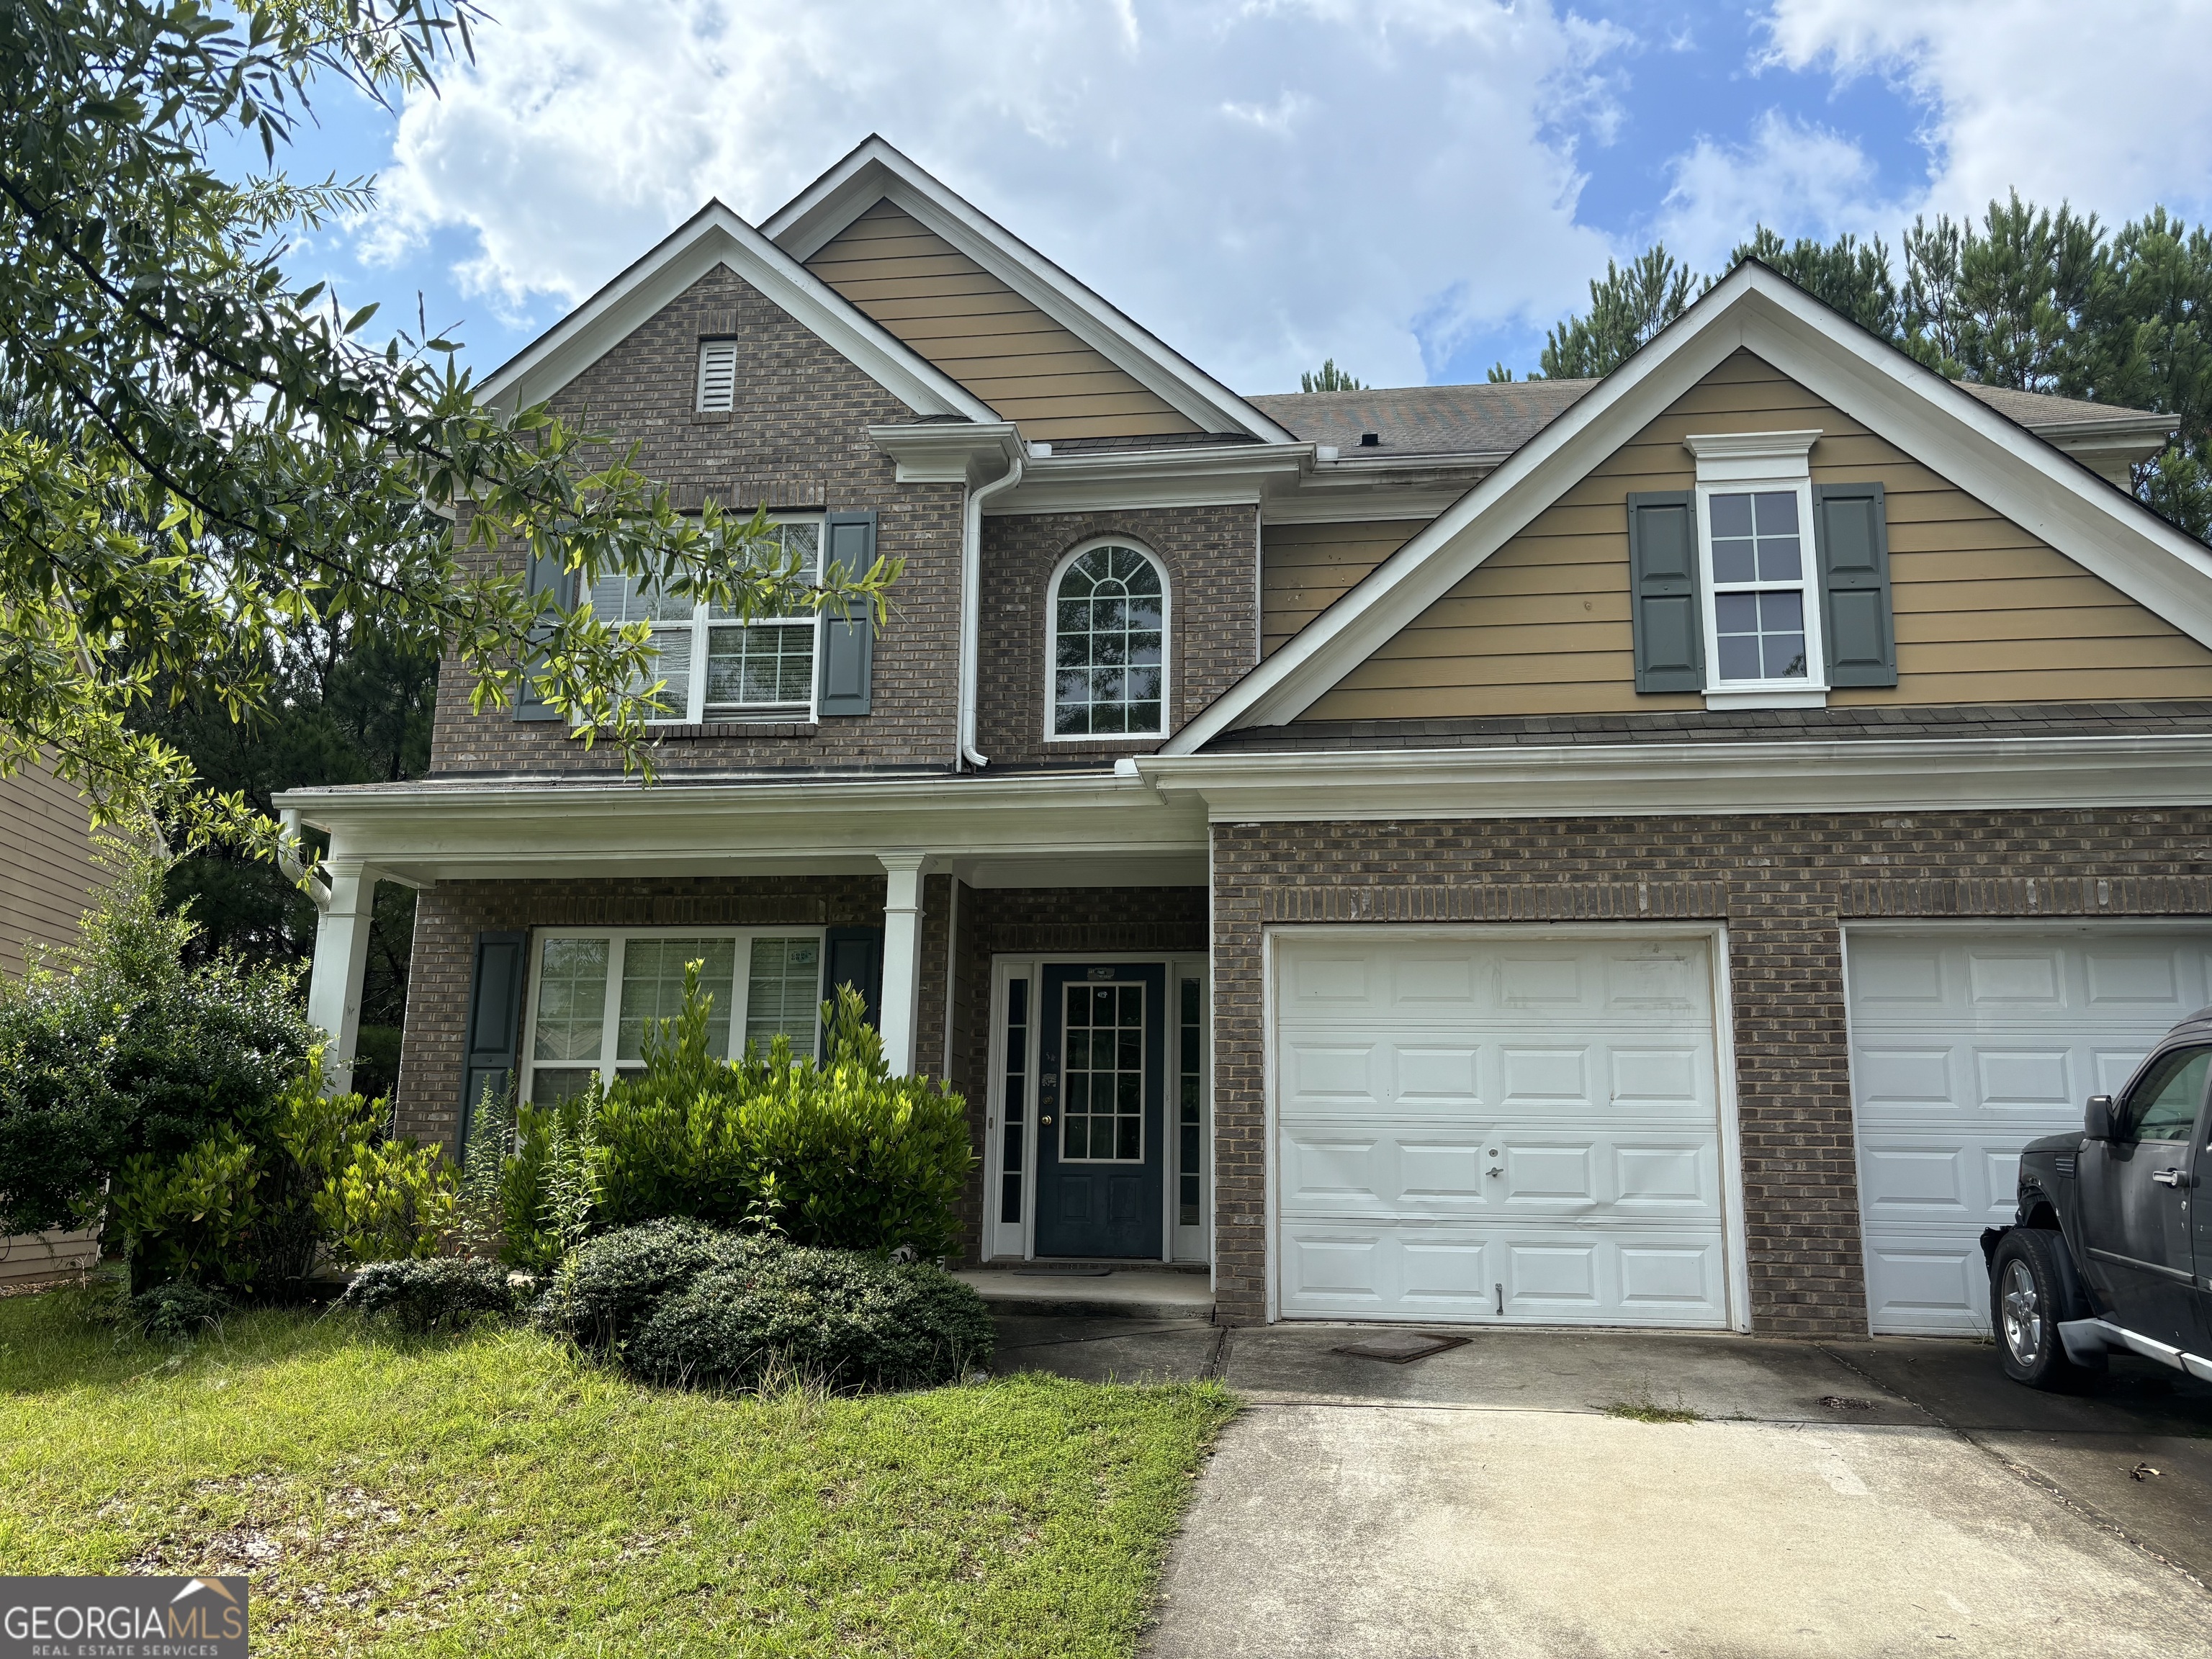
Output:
1991,1229,2090,1390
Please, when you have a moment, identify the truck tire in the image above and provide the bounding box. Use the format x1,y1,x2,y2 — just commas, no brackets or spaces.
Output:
1990,1228,2092,1390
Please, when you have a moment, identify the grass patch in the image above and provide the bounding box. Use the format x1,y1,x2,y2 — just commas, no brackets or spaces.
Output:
1601,1382,1704,1424
0,1287,1238,1657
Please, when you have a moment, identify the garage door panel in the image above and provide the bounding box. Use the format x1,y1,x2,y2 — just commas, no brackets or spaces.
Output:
1282,1040,1383,1108
1614,1143,1714,1208
1393,1045,1482,1105
1850,927,2212,1336
1501,1045,1591,1106
1280,1220,1728,1326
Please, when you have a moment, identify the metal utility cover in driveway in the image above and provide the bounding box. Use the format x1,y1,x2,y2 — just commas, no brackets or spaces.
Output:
1272,932,1730,1326
1333,1332,1470,1363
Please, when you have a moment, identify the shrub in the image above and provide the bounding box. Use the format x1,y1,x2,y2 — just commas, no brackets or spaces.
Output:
626,1244,995,1393
338,1258,520,1335
0,840,315,1241
111,1125,267,1290
129,1280,233,1342
314,1137,457,1265
532,1216,753,1350
503,975,974,1260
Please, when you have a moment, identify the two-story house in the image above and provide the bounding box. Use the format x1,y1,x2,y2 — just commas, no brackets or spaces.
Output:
277,136,2212,1338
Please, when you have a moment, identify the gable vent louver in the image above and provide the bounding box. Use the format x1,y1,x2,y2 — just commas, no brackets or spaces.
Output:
696,341,737,412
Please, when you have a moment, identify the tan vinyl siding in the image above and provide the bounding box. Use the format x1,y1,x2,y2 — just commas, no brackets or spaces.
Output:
804,201,1200,441
1303,349,2212,721
0,759,99,979
1261,519,1425,657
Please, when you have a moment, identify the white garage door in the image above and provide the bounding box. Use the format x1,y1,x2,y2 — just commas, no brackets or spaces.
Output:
1274,933,1732,1327
1848,927,2212,1336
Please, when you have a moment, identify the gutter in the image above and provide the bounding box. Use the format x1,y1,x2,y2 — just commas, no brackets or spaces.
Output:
960,450,1023,768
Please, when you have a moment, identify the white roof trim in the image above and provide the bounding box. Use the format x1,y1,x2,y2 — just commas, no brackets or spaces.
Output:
1137,732,2212,820
1164,261,2212,754
478,200,996,421
765,136,1297,444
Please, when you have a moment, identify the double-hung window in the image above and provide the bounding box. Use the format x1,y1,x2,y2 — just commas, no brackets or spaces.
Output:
522,928,825,1104
587,518,822,722
1684,431,1825,709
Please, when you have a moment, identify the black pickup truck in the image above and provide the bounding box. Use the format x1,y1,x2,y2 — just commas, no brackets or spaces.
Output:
1983,1007,2212,1390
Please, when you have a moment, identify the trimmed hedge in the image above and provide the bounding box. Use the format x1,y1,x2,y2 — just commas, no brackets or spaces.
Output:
539,1219,994,1393
338,1258,521,1334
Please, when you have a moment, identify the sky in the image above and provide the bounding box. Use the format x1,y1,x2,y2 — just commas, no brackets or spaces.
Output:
250,0,2212,397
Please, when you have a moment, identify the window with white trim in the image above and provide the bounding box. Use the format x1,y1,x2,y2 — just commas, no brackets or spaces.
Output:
587,519,821,721
1048,542,1167,737
1685,431,1825,705
521,929,824,1104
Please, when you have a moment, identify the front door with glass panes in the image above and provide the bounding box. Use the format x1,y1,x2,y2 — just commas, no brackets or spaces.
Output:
1030,963,1167,1258
522,930,827,1103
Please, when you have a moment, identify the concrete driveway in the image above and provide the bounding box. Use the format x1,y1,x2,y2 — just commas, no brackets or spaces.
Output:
994,1314,2212,1658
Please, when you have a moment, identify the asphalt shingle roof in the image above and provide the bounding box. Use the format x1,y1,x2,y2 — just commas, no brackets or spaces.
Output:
1246,377,2169,460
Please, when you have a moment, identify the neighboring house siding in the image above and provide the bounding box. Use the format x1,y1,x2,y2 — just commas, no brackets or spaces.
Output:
1303,349,2212,721
427,266,966,777
395,876,925,1148
1260,518,1424,658
1208,806,2212,1334
803,201,1200,442
977,505,1260,765
0,760,99,978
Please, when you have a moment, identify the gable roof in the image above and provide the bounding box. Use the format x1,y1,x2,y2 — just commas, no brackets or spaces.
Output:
764,136,1296,445
477,199,997,421
1166,260,2212,754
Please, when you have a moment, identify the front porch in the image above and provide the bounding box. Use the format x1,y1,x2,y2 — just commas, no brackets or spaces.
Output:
275,769,1213,1269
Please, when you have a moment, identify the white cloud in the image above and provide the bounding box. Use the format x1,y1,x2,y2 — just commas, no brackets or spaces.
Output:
1759,0,2212,226
1653,110,1900,275
359,0,1632,392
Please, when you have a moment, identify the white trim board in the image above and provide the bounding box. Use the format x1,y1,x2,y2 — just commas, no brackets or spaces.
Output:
477,200,996,422
1138,732,2212,822
763,136,1296,445
1165,261,2212,753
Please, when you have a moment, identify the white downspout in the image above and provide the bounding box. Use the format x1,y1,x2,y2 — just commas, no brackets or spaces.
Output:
960,450,1023,769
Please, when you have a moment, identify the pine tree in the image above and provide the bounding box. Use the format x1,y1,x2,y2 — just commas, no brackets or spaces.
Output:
1538,246,1699,379
1300,359,1367,392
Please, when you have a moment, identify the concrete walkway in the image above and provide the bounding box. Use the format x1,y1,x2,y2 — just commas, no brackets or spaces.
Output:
992,1318,2212,1659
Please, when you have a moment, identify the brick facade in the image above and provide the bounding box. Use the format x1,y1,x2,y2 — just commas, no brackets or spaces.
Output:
977,505,1259,767
428,266,966,778
1208,808,2212,1334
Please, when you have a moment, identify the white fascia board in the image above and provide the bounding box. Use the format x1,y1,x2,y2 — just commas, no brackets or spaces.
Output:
1136,732,2212,822
1166,261,2212,754
764,138,1298,444
868,421,1022,484
994,445,1312,516
274,771,1206,882
477,201,995,423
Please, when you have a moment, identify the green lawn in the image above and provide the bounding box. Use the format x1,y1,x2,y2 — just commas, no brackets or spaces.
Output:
0,1288,1237,1657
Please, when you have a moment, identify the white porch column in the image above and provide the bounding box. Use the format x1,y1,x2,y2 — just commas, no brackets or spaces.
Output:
305,859,379,1094
876,851,930,1076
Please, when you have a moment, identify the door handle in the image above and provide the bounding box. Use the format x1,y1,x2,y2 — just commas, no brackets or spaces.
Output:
1040,1115,1053,1126
2151,1168,2186,1187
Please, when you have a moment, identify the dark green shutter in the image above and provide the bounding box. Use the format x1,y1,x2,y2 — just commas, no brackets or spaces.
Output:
458,930,529,1154
1813,482,1897,687
821,925,884,1060
817,511,877,716
515,552,576,721
1627,491,1704,693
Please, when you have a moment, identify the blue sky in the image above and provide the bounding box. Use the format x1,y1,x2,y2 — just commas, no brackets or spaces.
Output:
235,1,2212,396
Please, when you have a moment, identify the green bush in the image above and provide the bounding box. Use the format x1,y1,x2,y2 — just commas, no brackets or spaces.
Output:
337,1258,521,1334
539,1218,994,1393
314,1137,457,1264
0,841,316,1241
532,1216,752,1350
128,1280,233,1342
111,1126,266,1290
626,1244,996,1393
503,974,974,1261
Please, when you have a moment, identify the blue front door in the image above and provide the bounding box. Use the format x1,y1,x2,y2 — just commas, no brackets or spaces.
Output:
1033,963,1166,1258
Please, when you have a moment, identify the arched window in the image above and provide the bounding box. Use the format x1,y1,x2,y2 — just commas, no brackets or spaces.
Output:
1050,543,1167,737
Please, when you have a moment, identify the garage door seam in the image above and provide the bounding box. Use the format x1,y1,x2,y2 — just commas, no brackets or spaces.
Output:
1815,1343,2209,1596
